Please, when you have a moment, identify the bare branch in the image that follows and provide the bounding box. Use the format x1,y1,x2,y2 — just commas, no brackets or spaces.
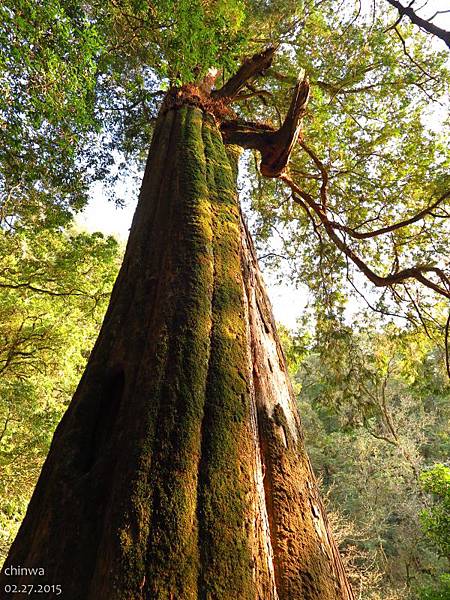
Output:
281,175,450,300
327,190,450,240
385,0,450,48
428,10,450,22
299,141,329,208
394,26,439,82
0,281,97,298
231,89,273,103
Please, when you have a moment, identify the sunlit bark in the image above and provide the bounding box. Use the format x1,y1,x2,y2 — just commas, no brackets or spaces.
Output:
1,104,353,600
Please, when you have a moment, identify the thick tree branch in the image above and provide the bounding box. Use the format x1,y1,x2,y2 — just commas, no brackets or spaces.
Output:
212,46,277,102
265,79,310,176
327,190,450,240
281,175,450,300
220,50,450,349
385,0,450,49
220,120,275,152
221,78,310,177
295,140,450,239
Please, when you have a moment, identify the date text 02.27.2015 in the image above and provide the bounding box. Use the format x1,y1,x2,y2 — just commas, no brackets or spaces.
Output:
3,584,62,595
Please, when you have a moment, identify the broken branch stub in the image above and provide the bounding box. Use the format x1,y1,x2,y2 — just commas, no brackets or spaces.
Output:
212,46,277,102
221,78,310,178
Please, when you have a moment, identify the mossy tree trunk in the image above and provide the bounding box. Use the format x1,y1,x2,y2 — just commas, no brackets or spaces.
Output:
1,103,354,600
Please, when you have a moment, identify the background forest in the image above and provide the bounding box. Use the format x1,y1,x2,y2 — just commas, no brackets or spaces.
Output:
0,0,449,598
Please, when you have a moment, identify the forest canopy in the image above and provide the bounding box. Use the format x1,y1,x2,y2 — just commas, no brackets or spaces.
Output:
0,1,449,598
2,0,449,335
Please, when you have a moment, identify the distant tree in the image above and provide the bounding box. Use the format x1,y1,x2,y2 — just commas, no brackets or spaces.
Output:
420,464,450,562
289,317,450,598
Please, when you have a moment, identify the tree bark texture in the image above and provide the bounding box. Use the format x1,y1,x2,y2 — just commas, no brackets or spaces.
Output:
1,105,354,600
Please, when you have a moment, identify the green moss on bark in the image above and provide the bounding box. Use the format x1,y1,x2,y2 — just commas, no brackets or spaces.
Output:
113,107,255,600
142,107,217,599
2,101,353,600
196,117,255,599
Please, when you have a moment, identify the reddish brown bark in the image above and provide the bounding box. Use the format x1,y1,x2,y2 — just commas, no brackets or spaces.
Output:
0,100,353,599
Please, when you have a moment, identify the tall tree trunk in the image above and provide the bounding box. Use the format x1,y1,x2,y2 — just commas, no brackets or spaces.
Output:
1,104,353,600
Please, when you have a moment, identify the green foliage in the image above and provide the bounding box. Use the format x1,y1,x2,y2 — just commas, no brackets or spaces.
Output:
2,0,450,592
283,317,450,598
105,0,247,83
0,0,105,222
418,573,450,600
0,224,121,561
3,0,449,308
420,464,450,561
247,0,450,336
93,0,251,168
0,0,251,218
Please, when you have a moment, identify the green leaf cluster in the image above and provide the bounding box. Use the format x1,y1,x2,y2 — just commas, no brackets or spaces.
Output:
283,316,450,598
0,0,105,222
0,223,121,561
244,0,450,335
419,464,450,561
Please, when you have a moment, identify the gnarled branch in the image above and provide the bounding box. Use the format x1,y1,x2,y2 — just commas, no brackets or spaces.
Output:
281,174,450,300
221,78,310,177
309,188,450,240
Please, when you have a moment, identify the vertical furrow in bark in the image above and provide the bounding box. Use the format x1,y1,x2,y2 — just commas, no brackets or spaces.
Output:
1,108,181,600
86,108,185,599
196,118,256,599
141,106,215,599
1,102,354,600
85,108,177,370
240,216,354,600
241,245,280,600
